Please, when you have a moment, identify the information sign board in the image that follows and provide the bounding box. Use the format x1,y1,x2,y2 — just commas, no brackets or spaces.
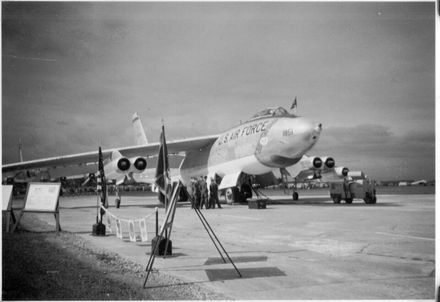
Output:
2,185,13,211
24,183,61,212
11,182,62,233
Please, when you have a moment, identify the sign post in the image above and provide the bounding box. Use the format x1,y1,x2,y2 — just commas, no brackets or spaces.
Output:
2,185,15,232
11,182,62,233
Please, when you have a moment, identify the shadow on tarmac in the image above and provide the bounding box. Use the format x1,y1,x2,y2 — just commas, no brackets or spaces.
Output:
204,255,268,265
266,197,400,207
205,266,286,281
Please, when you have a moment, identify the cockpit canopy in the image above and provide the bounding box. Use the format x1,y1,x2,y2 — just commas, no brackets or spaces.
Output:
249,106,297,121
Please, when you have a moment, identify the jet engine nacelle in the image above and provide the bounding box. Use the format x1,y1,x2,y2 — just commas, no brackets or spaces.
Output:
110,157,147,174
321,157,335,169
334,166,349,177
104,151,148,183
130,157,147,173
300,156,335,170
115,157,131,173
301,156,323,170
106,156,147,175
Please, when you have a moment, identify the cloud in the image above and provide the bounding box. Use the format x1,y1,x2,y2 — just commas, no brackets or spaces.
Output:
313,124,435,180
1,2,434,183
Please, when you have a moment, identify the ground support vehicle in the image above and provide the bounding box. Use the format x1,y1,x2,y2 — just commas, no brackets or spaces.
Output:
329,176,377,204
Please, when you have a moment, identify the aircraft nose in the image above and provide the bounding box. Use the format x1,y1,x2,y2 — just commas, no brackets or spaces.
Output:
255,117,321,168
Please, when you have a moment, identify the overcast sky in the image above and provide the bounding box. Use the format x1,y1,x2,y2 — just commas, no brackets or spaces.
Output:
2,2,435,181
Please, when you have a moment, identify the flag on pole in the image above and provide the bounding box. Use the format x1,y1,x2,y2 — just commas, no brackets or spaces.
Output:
97,146,108,222
155,125,170,199
291,97,297,110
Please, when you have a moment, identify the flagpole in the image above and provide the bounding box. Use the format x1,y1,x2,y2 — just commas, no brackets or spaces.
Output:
93,146,106,236
96,188,99,224
162,123,168,239
96,190,99,223
100,173,106,224
161,121,167,211
96,151,100,224
151,120,172,254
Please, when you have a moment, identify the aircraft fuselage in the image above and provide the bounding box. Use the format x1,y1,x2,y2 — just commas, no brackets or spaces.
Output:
179,115,321,183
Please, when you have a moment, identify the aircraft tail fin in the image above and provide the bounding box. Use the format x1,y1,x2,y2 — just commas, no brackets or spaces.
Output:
132,112,148,145
18,139,24,162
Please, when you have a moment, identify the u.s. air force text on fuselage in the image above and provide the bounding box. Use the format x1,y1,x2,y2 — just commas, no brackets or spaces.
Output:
217,120,271,146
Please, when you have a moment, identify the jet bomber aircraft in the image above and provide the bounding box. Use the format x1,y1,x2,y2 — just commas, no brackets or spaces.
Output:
3,106,349,203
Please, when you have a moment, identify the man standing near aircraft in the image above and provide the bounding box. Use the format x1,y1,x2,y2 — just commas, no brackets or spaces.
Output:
115,186,121,208
190,177,196,209
209,178,221,209
200,176,208,209
194,177,202,209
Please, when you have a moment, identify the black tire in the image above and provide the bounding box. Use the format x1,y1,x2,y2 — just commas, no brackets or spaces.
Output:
364,193,372,204
241,184,252,200
332,196,341,204
345,198,353,204
364,193,377,204
225,187,239,204
292,191,299,201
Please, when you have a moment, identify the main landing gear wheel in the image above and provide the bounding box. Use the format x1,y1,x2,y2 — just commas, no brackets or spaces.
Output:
225,187,239,204
332,196,341,204
364,193,377,204
292,192,299,201
345,198,353,204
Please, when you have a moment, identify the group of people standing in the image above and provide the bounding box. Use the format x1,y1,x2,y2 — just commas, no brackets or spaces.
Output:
190,176,222,209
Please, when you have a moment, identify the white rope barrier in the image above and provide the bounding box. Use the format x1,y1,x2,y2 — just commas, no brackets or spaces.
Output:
100,205,154,242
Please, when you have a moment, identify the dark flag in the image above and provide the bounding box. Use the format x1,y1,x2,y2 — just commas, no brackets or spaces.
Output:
291,97,297,110
97,147,108,222
155,125,170,199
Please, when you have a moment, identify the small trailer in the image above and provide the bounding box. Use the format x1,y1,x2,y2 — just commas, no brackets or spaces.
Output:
329,172,377,204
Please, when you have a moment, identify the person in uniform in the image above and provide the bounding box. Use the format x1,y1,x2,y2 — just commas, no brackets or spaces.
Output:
190,177,197,209
199,176,208,209
189,178,194,208
194,177,202,209
115,185,121,208
209,177,221,209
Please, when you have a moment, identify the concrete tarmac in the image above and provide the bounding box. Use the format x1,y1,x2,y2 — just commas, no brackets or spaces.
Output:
17,192,435,299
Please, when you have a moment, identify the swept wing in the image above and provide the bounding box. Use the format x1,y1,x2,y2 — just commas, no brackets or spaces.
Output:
3,135,219,177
